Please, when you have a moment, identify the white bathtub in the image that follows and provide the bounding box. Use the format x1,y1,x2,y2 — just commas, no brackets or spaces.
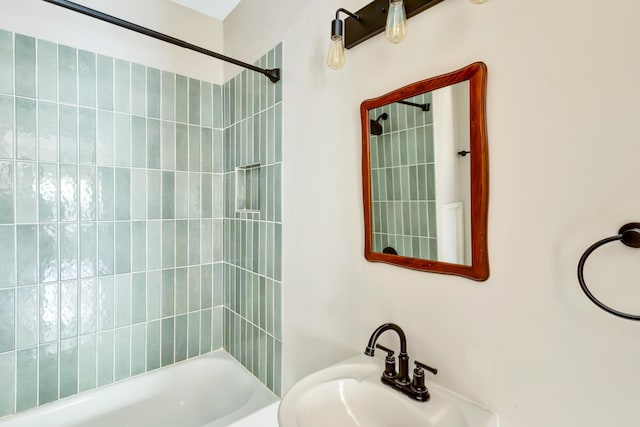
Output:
0,350,279,427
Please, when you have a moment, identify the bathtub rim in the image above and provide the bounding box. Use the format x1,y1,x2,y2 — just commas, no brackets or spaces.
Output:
0,348,279,427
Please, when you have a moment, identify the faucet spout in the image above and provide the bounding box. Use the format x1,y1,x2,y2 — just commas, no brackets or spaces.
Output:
364,323,410,385
364,323,407,356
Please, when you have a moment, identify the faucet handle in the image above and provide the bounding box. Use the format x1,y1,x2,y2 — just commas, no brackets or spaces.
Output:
412,360,437,396
376,344,397,379
414,360,438,375
375,344,395,357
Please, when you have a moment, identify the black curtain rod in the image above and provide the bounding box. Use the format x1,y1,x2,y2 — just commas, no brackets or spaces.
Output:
42,0,281,83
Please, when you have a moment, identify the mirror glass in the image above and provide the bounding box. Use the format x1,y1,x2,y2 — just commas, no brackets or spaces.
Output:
360,62,489,281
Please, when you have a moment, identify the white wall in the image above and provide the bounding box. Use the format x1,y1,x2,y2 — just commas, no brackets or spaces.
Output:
225,0,640,426
1,0,224,83
222,0,302,81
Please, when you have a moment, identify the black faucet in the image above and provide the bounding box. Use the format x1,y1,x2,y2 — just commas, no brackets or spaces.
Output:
364,323,438,402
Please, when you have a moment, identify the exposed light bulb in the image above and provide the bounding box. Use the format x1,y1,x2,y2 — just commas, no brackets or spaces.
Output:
468,0,489,3
385,0,407,44
327,35,345,70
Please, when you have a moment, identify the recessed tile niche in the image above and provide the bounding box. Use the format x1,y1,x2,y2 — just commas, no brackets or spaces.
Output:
235,163,260,213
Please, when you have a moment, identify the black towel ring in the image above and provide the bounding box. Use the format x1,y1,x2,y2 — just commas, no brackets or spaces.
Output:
577,222,640,320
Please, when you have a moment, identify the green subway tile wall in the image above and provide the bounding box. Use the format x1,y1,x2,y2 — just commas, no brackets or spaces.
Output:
369,93,438,259
222,44,282,396
0,29,234,417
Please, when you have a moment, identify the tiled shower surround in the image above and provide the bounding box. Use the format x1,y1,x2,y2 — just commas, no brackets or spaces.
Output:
0,28,282,418
222,45,282,396
369,92,437,259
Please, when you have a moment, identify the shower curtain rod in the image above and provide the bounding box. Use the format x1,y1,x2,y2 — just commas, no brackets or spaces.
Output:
397,100,430,112
42,0,281,83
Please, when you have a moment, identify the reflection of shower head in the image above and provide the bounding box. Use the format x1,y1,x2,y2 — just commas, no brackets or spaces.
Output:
370,113,388,136
382,246,398,255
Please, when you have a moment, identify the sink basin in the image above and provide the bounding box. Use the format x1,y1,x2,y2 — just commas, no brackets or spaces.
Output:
278,354,498,427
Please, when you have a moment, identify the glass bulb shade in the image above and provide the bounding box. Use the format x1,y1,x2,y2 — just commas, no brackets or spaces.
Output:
327,35,345,70
385,0,407,44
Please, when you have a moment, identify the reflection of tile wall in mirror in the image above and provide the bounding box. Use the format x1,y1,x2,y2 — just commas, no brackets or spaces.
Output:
369,92,437,260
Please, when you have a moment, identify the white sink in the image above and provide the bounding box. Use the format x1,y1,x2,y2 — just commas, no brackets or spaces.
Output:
278,354,498,427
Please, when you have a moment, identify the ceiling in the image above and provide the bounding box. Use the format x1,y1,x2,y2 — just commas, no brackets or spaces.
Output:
168,0,242,20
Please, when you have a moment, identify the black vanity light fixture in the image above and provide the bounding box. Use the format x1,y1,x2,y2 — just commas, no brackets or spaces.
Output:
327,8,361,70
42,0,281,83
327,0,489,70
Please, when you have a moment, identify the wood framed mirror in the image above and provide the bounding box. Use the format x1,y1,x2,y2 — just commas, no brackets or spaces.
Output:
361,62,489,281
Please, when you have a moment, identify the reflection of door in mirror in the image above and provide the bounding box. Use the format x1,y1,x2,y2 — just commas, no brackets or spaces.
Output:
368,82,471,265
433,81,471,266
360,62,489,281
